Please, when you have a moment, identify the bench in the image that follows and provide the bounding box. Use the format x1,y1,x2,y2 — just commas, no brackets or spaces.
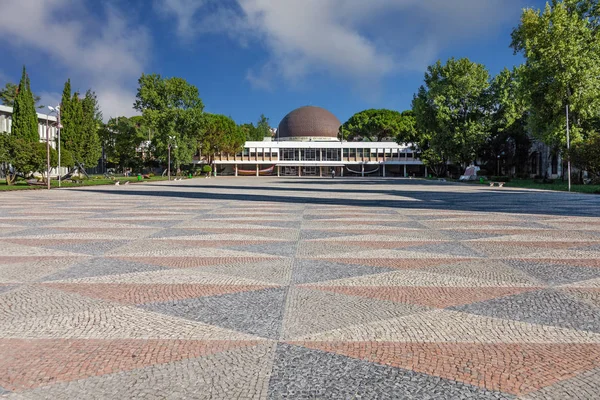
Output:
489,181,505,187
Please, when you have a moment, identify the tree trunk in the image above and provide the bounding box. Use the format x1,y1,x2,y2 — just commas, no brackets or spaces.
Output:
6,173,16,185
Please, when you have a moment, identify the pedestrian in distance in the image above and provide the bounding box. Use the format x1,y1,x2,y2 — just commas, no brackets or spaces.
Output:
331,168,335,179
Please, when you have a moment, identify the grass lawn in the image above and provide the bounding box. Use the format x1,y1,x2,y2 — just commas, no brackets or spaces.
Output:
501,179,600,194
431,177,600,194
0,175,179,191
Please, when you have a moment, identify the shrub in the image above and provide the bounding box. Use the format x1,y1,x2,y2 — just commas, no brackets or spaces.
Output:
202,165,212,174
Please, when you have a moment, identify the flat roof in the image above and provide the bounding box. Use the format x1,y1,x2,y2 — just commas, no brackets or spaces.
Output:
0,104,57,122
244,141,413,149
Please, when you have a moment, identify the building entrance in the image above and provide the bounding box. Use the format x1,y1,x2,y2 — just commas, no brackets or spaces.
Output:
302,167,318,176
282,166,297,176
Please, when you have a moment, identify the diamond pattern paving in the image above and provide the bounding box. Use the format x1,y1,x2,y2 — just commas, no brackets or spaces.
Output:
0,177,600,399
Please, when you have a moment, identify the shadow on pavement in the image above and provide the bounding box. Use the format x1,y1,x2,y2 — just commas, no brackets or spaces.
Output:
74,178,600,218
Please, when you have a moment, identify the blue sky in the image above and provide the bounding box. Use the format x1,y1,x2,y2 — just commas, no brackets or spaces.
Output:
0,0,547,127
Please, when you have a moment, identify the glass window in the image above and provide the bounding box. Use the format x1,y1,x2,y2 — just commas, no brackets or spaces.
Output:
304,149,317,161
282,148,297,161
323,148,340,161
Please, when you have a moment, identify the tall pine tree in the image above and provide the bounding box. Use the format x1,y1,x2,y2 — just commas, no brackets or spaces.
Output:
70,92,84,164
81,90,102,167
60,79,74,159
11,66,38,143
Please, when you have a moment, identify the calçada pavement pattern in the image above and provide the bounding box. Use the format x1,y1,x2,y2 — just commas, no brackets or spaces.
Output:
1,177,600,399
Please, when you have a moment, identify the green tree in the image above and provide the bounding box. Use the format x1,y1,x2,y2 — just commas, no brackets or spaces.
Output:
69,93,84,167
256,114,271,139
483,67,531,176
201,114,245,167
420,149,446,177
571,132,600,182
80,90,102,168
59,79,75,166
11,66,39,143
412,57,492,167
99,116,147,172
395,110,419,144
134,73,205,171
511,0,600,147
241,115,271,141
0,82,41,107
240,123,258,141
342,109,410,142
3,66,41,184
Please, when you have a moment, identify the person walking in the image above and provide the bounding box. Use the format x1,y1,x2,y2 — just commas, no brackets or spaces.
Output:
331,168,335,179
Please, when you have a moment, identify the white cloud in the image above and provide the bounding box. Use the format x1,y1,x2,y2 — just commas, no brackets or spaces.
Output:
156,0,525,91
0,0,149,118
154,0,208,37
37,92,62,111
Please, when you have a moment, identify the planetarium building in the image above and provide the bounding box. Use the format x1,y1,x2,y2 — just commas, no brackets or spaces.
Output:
213,106,426,177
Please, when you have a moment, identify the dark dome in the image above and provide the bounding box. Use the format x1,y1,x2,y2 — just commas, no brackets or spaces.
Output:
278,106,341,140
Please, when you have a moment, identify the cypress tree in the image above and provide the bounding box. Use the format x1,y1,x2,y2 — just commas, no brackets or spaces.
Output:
81,90,102,167
11,66,39,143
70,92,84,163
60,79,73,156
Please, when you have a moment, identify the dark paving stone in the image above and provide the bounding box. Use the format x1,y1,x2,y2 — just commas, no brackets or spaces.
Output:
505,260,600,286
267,344,513,400
0,285,16,295
143,287,287,339
573,244,600,252
148,228,211,239
49,241,130,256
0,227,66,238
39,257,168,282
440,230,508,241
299,230,363,240
402,242,484,257
251,221,301,229
228,243,297,257
108,220,181,228
292,259,389,285
452,289,600,333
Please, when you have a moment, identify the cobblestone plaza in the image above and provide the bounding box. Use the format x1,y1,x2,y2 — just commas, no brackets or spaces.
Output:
1,178,600,399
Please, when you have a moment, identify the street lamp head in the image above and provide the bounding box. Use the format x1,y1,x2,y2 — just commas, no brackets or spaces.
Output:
48,106,55,112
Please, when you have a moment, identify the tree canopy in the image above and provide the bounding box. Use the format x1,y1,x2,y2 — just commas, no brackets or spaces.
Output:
0,82,41,107
240,114,272,141
201,114,245,166
511,0,600,147
342,109,414,142
134,73,205,170
99,116,148,171
412,57,491,166
11,66,39,144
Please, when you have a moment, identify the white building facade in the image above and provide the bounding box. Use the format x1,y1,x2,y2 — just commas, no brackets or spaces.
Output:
0,104,67,177
213,140,426,177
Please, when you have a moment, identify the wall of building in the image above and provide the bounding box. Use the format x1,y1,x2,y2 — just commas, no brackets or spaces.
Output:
211,140,427,177
0,105,68,177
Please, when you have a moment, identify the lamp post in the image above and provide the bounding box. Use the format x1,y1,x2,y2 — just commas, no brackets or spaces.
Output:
48,105,61,187
167,135,176,181
46,113,51,190
566,105,571,192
